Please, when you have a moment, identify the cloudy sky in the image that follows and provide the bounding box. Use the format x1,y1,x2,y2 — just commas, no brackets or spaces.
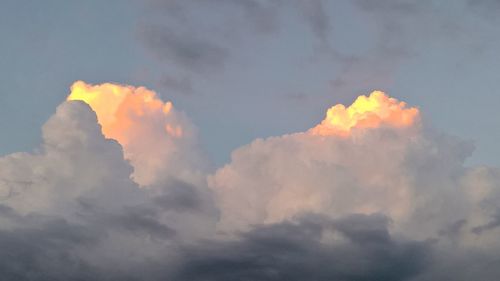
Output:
1,0,500,280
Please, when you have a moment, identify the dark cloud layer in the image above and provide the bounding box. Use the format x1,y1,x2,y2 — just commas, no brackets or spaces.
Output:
0,208,430,281
0,206,100,281
174,214,429,281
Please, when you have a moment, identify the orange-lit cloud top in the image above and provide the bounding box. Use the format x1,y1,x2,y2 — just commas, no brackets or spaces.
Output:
67,81,201,186
309,91,420,137
68,81,181,144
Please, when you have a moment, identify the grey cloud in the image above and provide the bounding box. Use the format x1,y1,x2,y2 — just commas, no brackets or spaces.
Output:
0,122,499,281
327,16,410,97
153,180,203,213
329,53,404,99
0,100,217,280
139,0,335,83
2,79,500,280
0,210,431,281
173,213,430,281
4,205,500,281
438,219,467,239
139,0,282,76
0,175,218,280
147,0,282,33
160,75,194,96
329,0,441,98
467,0,500,10
139,25,229,73
0,207,102,281
0,204,176,281
414,246,500,281
354,0,429,14
296,0,330,44
471,208,500,234
211,0,282,33
77,200,177,240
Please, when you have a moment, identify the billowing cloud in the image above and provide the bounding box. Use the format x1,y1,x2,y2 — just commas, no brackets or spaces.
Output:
67,81,207,186
0,97,217,280
1,83,500,280
0,101,139,216
310,91,419,136
209,91,500,246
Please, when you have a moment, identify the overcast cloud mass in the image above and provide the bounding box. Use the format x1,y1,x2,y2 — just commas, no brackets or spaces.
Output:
1,0,500,280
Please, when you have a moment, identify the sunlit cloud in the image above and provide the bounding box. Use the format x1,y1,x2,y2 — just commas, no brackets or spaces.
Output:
67,81,206,186
0,82,499,280
310,91,419,137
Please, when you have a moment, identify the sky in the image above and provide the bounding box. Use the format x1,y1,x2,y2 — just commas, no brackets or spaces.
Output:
1,1,500,280
1,0,500,167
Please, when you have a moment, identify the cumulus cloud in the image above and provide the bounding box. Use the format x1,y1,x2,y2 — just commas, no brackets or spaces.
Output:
210,92,428,232
209,90,500,271
0,101,139,216
0,98,217,280
67,81,207,186
1,84,500,280
310,91,419,136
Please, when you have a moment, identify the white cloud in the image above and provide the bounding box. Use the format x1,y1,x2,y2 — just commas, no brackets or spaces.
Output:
1,87,500,280
67,81,209,187
209,92,500,246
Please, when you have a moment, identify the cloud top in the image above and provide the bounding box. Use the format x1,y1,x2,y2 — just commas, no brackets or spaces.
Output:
67,81,206,186
310,91,420,137
1,81,500,280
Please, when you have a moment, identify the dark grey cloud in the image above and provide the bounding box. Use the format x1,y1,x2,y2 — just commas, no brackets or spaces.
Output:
77,199,177,240
472,208,500,234
173,214,430,281
0,206,102,281
0,202,432,281
139,25,229,73
327,1,424,97
0,186,199,280
139,0,336,95
438,219,467,240
152,180,204,213
139,0,283,76
354,0,428,14
467,0,500,10
146,0,282,34
4,205,500,281
296,0,331,45
210,0,282,33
